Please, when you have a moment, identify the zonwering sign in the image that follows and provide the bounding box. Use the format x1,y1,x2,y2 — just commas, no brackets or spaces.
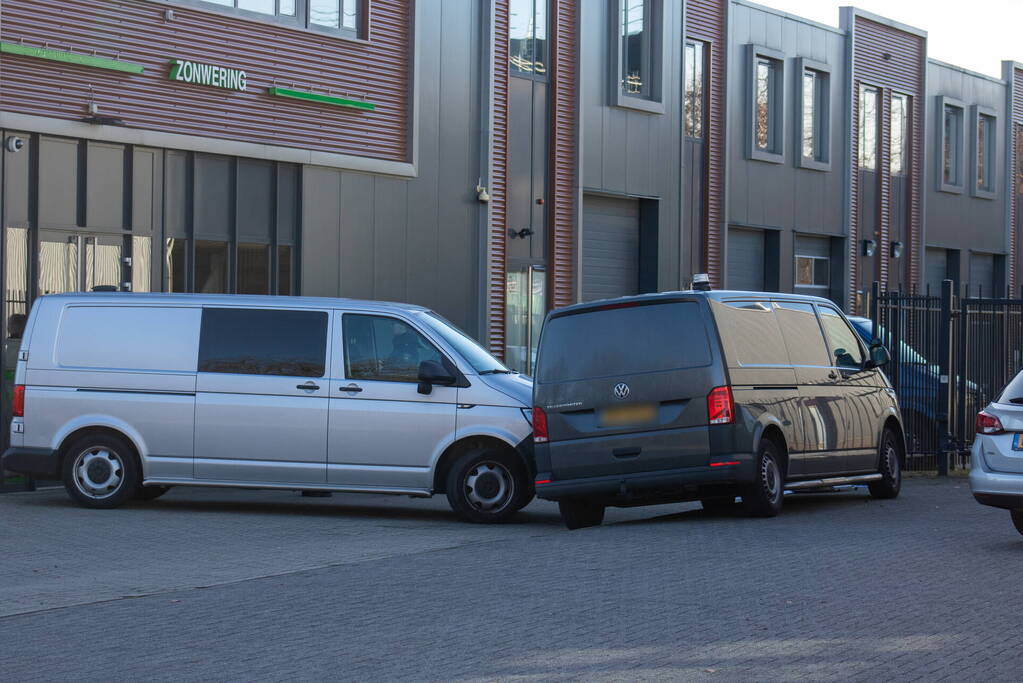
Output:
169,59,247,91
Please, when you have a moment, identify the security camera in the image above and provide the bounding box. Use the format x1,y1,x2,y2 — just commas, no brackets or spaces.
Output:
5,136,25,153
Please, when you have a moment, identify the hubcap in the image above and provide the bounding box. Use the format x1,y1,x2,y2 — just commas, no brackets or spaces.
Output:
464,461,514,513
72,447,124,499
886,443,900,480
761,454,780,501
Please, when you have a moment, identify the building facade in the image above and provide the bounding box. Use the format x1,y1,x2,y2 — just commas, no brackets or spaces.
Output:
0,0,1020,437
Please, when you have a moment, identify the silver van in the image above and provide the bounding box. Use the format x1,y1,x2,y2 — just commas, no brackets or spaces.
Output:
1,293,535,523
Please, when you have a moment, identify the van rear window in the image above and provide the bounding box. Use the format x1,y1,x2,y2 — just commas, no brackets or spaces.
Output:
536,302,711,383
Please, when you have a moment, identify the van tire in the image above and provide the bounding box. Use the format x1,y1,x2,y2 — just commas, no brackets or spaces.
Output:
135,485,171,501
868,428,902,500
1010,509,1023,536
445,447,530,524
558,499,605,530
741,438,784,518
62,433,141,509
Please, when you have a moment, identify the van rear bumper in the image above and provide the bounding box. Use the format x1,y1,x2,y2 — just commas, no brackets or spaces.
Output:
534,455,754,503
2,447,60,480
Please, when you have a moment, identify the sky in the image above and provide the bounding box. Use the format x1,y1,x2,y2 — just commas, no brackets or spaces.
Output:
764,0,1022,78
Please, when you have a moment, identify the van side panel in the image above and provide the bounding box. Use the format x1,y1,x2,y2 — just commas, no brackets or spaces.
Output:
22,303,201,480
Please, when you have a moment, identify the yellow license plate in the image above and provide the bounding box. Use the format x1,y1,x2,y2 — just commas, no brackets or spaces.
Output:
601,403,657,427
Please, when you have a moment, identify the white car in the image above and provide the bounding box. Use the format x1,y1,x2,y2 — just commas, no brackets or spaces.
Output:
970,371,1023,536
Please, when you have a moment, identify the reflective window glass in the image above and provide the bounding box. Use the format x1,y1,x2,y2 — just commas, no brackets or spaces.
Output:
199,308,327,377
944,104,963,185
278,245,293,296
621,0,649,97
238,243,269,295
774,302,829,366
890,94,909,175
684,41,705,138
343,314,445,383
859,86,878,170
195,240,228,293
165,238,188,293
819,306,865,368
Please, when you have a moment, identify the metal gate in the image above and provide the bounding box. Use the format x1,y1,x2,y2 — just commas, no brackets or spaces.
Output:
870,281,1023,473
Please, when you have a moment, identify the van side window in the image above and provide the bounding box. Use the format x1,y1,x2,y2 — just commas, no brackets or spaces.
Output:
774,302,829,366
818,306,865,368
344,314,444,383
713,300,788,366
198,308,327,377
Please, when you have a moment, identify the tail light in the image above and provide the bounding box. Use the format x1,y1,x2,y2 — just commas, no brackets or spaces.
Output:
12,385,24,418
976,410,1004,435
707,386,734,425
532,406,549,444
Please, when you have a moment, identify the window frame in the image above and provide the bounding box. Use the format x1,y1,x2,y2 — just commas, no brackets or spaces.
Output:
938,96,966,194
683,39,707,139
509,0,549,80
794,254,830,290
795,58,831,171
609,0,667,114
971,104,998,199
746,45,786,164
859,84,880,172
152,0,366,41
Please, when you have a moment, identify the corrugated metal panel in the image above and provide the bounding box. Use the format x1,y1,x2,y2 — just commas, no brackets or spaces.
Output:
0,0,410,161
727,227,764,291
549,0,577,308
849,79,860,309
1011,69,1022,290
851,16,925,302
488,0,510,356
686,0,726,287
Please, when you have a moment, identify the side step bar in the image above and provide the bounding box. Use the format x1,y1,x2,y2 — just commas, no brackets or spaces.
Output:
786,473,883,491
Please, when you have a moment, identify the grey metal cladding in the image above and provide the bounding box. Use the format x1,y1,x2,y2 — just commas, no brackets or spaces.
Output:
925,61,1008,256
728,3,846,236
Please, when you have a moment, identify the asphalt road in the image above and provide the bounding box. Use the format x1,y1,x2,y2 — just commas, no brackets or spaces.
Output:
1,477,1020,682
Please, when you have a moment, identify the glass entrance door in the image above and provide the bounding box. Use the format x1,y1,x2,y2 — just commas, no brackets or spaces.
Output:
38,232,123,295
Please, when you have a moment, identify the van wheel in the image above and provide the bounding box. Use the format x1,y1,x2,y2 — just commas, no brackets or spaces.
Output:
558,499,605,530
868,428,902,500
445,447,529,524
62,433,140,509
1011,510,1023,536
135,485,171,501
741,439,784,518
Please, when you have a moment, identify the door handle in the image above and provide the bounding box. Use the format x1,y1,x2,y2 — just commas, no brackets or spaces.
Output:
340,384,363,393
297,382,321,391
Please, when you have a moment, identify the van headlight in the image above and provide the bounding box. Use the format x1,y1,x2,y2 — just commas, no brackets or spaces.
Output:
520,407,533,426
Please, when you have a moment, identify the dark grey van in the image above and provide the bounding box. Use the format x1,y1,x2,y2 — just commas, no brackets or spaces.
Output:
531,290,904,529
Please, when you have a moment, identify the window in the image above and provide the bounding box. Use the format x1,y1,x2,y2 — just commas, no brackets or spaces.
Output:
278,245,293,296
859,86,879,171
343,314,445,383
714,301,789,367
165,238,188,293
890,94,909,175
509,0,547,76
939,98,965,192
187,0,360,37
684,40,705,138
795,256,829,289
415,311,509,374
238,243,270,294
747,45,784,162
818,306,865,368
611,0,663,112
198,308,328,377
974,108,997,197
773,302,829,366
505,266,546,374
195,240,228,293
797,59,830,170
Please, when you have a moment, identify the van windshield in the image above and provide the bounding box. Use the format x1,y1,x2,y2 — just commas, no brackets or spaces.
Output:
415,311,512,375
537,301,712,383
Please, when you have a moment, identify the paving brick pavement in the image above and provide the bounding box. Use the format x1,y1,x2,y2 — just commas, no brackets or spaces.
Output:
0,477,1020,681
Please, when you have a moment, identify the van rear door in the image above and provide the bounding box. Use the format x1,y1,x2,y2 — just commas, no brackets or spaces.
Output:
534,299,723,480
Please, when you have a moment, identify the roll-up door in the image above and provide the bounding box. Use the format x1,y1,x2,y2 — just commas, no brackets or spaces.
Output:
581,195,639,302
924,248,948,294
969,252,995,296
727,228,764,291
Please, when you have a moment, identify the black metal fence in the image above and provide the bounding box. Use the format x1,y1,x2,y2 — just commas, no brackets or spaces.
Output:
869,281,1023,473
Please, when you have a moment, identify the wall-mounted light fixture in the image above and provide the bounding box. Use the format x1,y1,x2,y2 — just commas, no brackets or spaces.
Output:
475,179,490,203
890,241,904,259
862,239,877,257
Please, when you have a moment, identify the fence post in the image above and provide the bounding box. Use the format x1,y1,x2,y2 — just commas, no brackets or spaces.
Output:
937,279,953,476
870,282,880,341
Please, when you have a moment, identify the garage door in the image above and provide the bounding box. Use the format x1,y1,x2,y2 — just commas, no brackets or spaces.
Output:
968,252,995,296
727,228,764,291
924,248,949,294
581,195,639,302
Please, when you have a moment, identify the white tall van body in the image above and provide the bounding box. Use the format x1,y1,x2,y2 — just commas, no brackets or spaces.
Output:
2,294,535,523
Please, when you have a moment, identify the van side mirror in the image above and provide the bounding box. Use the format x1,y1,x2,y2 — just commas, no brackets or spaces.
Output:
867,343,890,369
417,359,456,395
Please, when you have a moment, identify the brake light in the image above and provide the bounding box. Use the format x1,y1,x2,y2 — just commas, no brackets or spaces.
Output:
707,386,734,425
976,410,1004,435
532,406,549,443
12,385,24,418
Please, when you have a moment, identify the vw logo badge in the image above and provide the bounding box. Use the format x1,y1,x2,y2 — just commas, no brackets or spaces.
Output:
613,382,630,400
